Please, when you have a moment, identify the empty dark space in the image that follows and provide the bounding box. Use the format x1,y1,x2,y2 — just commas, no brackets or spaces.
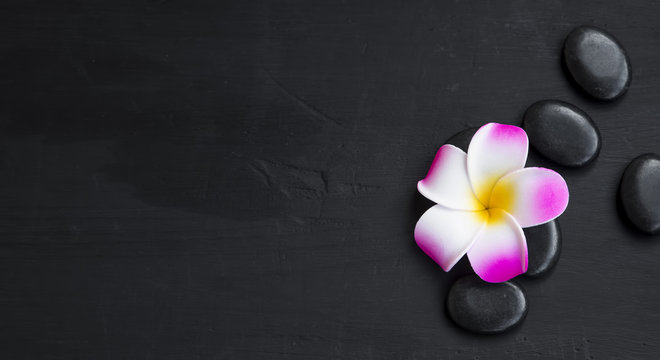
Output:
1,1,660,359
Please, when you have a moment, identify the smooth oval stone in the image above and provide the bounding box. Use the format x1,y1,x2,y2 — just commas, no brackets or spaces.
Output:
446,275,528,334
523,220,561,277
620,154,660,234
523,100,601,167
444,127,478,152
563,26,631,101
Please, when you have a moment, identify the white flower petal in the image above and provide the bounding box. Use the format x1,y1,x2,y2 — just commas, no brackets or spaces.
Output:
418,144,485,210
414,205,488,271
490,167,569,228
467,209,528,283
467,123,528,206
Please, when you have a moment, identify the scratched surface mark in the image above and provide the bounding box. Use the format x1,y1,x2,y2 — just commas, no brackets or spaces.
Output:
1,0,660,359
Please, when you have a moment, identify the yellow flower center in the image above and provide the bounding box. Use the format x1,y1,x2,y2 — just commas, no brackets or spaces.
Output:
472,175,516,225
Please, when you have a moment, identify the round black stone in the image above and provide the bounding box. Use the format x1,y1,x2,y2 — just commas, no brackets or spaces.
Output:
620,153,660,234
523,100,601,167
444,127,478,152
446,275,528,334
523,220,561,277
563,26,631,101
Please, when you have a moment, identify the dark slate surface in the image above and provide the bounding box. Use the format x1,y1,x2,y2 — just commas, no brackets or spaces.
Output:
1,1,660,359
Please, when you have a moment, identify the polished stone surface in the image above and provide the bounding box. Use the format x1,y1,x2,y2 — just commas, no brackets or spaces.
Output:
524,220,562,277
444,127,478,152
523,100,600,167
620,153,660,234
446,275,528,334
563,26,631,100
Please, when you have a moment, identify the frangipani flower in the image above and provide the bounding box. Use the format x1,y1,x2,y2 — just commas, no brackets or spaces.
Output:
414,123,569,283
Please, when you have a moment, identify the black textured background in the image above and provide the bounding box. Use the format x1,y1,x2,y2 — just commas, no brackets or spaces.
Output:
1,1,659,359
